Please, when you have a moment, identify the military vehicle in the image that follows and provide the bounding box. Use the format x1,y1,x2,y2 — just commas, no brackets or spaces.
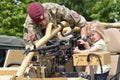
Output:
0,21,120,80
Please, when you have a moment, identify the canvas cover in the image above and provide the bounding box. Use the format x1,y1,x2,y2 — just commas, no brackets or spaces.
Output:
0,35,25,50
105,28,120,53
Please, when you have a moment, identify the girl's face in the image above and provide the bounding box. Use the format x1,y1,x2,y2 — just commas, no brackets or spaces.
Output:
39,11,49,26
89,31,101,43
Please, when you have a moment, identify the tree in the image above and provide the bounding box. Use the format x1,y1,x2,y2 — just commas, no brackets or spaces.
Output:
44,0,120,22
0,0,28,37
89,0,120,22
0,0,120,37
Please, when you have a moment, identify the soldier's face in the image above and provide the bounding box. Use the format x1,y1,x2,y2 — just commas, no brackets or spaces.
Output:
39,12,49,26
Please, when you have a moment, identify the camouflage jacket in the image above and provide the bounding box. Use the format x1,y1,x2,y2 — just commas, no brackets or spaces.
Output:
23,2,86,48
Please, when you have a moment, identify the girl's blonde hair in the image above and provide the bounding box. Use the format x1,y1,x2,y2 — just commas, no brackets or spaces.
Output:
87,20,109,43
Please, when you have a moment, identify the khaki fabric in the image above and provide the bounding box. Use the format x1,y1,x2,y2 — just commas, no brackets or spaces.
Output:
105,28,120,53
3,50,25,67
107,55,120,80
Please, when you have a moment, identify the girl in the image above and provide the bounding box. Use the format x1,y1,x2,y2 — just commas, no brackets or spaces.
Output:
73,21,110,80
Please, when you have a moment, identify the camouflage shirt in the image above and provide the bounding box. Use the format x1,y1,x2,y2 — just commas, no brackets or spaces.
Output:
23,2,86,48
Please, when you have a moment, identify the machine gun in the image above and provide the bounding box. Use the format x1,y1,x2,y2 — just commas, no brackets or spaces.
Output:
27,39,71,77
20,21,80,78
24,36,91,79
21,21,91,79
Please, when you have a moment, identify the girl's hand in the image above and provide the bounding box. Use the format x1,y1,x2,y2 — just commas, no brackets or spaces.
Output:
77,39,90,49
77,39,85,45
73,47,81,54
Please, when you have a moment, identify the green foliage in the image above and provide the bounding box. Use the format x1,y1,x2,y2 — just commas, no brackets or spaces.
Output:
0,0,120,37
90,0,120,22
44,0,120,22
0,0,46,37
0,1,28,37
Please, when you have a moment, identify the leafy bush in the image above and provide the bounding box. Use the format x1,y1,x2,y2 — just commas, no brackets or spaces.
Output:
0,1,27,37
0,0,120,37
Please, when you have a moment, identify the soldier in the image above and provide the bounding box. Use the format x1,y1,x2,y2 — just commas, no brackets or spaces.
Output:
23,2,88,76
23,2,87,49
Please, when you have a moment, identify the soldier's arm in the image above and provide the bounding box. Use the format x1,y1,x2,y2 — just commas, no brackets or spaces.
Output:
43,3,87,38
59,5,87,38
23,15,36,48
43,3,86,26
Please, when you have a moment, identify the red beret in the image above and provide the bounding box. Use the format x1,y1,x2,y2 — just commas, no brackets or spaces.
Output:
28,2,44,23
